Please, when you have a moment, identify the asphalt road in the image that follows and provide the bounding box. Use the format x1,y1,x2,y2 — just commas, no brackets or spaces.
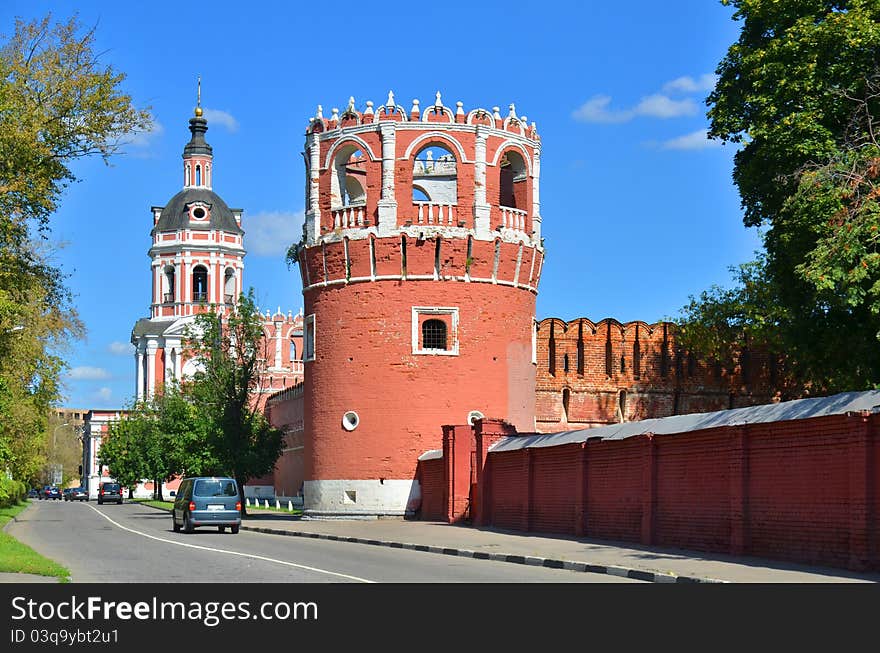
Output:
8,501,641,583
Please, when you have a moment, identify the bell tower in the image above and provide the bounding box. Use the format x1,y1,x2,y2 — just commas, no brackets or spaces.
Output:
131,84,303,403
296,91,544,517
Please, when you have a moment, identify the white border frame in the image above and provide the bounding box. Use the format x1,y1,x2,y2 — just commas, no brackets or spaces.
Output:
412,306,459,356
303,313,316,362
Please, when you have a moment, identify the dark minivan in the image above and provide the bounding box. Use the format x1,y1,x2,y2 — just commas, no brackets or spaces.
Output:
172,477,241,534
98,482,123,505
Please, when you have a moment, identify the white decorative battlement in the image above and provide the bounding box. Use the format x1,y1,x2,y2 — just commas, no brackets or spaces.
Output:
301,91,543,253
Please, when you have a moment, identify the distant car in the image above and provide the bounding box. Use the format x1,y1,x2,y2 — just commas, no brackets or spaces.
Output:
62,488,73,501
27,488,39,499
172,477,241,534
97,481,123,505
43,486,61,500
69,487,89,501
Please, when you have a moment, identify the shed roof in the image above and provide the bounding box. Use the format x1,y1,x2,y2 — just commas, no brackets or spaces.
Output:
490,390,880,453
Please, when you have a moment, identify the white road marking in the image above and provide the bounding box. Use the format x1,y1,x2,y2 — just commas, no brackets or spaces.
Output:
86,504,375,583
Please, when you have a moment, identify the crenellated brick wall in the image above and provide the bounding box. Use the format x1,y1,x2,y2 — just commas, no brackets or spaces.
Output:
535,317,779,431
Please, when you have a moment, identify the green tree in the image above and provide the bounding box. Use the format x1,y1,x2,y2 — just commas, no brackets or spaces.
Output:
101,387,214,500
0,13,150,480
184,291,283,516
99,415,149,497
678,0,880,393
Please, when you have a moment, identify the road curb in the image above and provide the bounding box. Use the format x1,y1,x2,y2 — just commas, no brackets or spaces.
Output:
132,501,727,584
240,524,728,584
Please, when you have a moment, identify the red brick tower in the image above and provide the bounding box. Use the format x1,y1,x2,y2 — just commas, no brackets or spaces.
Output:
296,92,544,516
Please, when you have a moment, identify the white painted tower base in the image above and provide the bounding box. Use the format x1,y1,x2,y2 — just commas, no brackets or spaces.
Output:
302,479,421,519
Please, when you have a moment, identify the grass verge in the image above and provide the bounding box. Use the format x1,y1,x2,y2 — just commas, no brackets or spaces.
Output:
132,497,302,517
0,501,70,582
130,498,172,511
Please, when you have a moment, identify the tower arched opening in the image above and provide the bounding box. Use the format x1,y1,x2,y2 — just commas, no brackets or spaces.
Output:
331,146,367,209
412,144,457,205
498,149,527,209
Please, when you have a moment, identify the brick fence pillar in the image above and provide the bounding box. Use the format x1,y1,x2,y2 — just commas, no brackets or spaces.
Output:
522,448,532,532
574,442,587,536
641,433,656,546
442,424,473,523
472,419,519,527
729,425,749,556
848,411,873,570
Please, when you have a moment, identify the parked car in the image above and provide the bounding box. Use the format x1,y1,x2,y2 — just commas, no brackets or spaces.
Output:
172,477,241,534
62,488,73,501
69,487,89,502
27,488,39,499
43,486,61,500
97,482,123,505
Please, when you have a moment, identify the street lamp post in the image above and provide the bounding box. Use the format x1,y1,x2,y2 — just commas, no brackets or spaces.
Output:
53,422,69,450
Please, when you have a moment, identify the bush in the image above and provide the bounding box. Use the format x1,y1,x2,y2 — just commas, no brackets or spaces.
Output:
0,478,27,508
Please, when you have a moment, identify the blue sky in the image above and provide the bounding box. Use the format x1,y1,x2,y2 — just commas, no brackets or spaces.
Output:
3,1,759,410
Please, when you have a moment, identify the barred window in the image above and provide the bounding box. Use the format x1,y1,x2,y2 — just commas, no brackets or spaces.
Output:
422,319,447,351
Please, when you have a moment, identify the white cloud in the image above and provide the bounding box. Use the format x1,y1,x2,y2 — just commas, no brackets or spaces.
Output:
69,366,111,380
660,129,725,150
108,341,133,355
634,94,698,119
127,116,164,148
572,72,713,124
244,210,305,257
572,93,696,124
571,95,631,123
662,73,717,94
202,108,239,132
95,387,112,401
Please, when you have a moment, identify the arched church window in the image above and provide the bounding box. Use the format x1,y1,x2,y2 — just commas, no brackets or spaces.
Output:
289,339,297,362
224,268,235,305
163,265,175,304
412,144,457,204
421,319,447,351
192,265,208,303
196,165,202,186
498,150,527,209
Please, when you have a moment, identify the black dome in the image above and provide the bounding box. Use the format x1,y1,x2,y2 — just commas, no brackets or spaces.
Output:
152,188,243,235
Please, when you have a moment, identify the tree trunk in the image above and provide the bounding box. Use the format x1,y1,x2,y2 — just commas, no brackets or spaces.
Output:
155,477,164,502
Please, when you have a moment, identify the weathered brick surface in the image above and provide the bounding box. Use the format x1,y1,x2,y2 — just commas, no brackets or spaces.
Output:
417,458,445,520
535,318,778,431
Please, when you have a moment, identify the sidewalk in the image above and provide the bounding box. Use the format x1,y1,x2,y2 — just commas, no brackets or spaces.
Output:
235,510,880,584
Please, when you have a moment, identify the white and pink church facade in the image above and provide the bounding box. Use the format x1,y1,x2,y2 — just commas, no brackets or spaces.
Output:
130,104,304,407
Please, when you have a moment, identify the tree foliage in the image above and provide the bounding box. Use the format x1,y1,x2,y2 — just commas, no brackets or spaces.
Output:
0,13,149,480
678,0,880,393
100,386,214,500
184,291,283,515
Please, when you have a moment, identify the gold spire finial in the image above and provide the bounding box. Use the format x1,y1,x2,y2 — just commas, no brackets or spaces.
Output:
195,76,203,117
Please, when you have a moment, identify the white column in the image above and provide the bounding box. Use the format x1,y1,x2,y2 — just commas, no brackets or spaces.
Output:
473,126,491,239
531,145,542,245
136,346,145,401
377,123,398,236
146,343,157,398
175,346,183,381
165,344,176,384
274,322,283,369
304,134,321,245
